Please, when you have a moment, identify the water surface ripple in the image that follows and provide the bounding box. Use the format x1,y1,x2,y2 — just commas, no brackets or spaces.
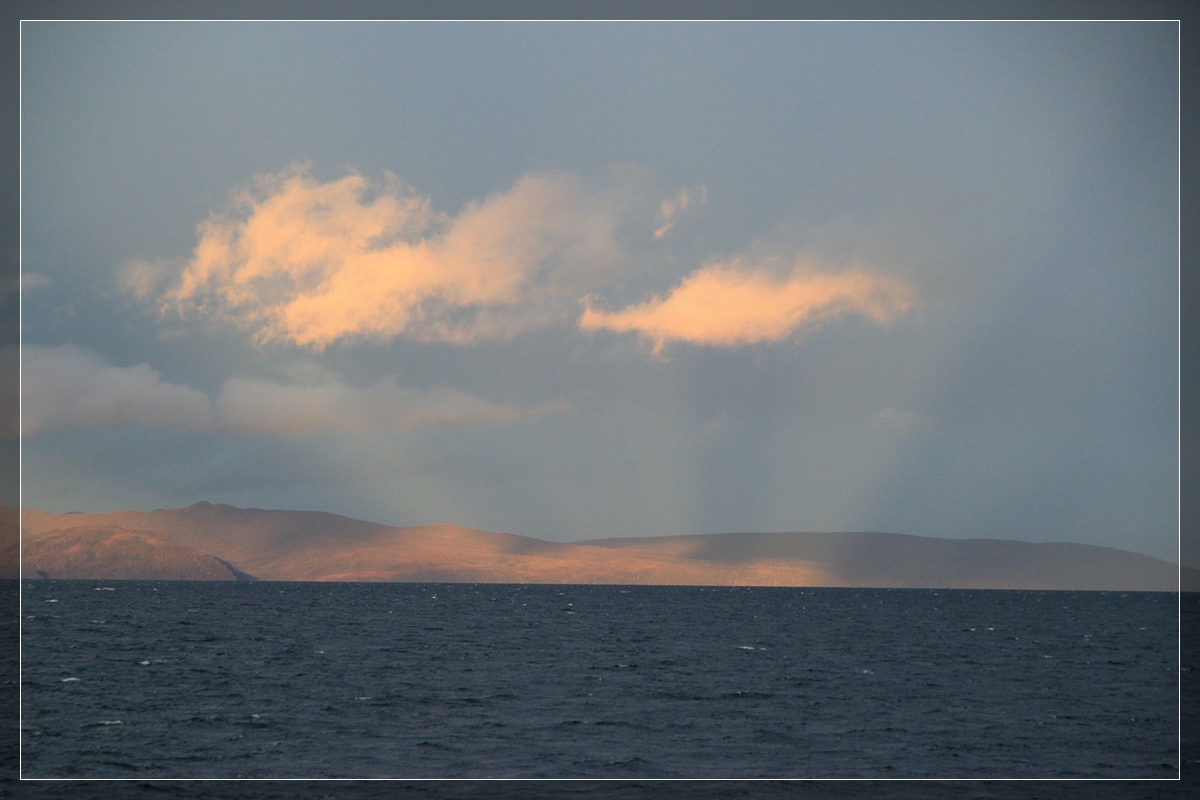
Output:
19,582,1179,779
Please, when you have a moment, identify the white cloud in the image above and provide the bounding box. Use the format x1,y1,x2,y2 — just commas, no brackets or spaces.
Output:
22,272,51,291
20,345,536,437
0,346,19,438
0,272,49,305
21,345,214,436
117,259,176,301
215,376,527,436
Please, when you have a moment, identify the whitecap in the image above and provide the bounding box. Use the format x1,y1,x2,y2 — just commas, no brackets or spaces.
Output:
61,677,80,682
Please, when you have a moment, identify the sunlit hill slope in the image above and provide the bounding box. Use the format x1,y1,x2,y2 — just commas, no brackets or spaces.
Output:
6,502,1190,591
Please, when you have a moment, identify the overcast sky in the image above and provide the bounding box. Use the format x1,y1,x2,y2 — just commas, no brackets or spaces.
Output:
16,21,1180,563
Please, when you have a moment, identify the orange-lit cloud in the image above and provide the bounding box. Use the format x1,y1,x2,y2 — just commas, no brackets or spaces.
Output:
653,186,705,239
21,345,537,437
158,166,625,348
138,167,920,358
579,259,916,352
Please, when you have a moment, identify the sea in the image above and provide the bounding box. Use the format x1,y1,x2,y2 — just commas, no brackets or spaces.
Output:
7,581,1197,799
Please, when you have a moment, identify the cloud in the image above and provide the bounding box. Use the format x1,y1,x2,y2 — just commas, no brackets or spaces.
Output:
21,345,214,436
22,272,51,291
215,376,529,436
129,167,920,359
579,258,916,352
0,347,19,438
20,345,536,437
653,186,705,239
0,272,49,305
156,166,627,349
117,259,176,301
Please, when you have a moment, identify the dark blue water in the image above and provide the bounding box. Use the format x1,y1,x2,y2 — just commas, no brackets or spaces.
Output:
17,581,1179,780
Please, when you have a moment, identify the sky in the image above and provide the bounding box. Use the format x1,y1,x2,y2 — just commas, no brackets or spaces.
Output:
14,21,1181,564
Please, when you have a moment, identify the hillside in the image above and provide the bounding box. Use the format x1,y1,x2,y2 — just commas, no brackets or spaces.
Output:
10,502,1189,590
21,524,244,581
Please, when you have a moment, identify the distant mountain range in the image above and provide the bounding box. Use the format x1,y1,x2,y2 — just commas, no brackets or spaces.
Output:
4,502,1194,591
